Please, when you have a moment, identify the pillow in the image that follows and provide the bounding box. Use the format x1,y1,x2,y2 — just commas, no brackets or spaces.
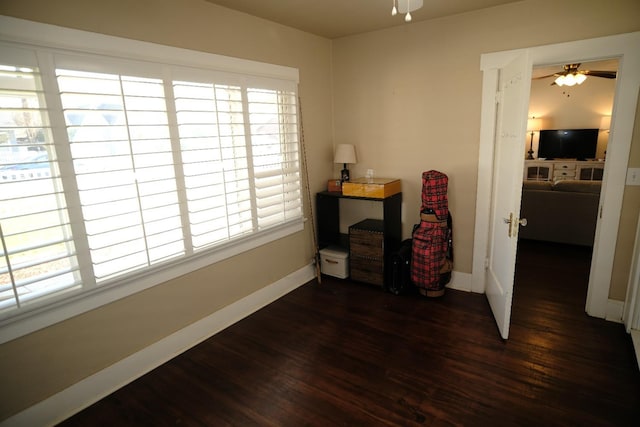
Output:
552,179,602,194
522,180,553,191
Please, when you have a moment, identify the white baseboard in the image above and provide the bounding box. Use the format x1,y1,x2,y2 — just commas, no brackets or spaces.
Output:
631,329,640,371
2,264,316,427
605,299,624,323
447,271,473,293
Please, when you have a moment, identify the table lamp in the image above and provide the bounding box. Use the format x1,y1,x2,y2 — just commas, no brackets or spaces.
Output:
526,118,542,160
334,144,357,182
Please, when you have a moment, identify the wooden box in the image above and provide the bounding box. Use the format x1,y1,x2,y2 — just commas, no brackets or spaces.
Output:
341,178,401,199
349,219,385,287
327,179,342,192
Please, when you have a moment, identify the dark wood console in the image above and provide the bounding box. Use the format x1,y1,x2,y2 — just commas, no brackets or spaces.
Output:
316,191,402,287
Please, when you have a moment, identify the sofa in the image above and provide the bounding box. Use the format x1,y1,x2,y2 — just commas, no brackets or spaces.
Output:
519,179,602,246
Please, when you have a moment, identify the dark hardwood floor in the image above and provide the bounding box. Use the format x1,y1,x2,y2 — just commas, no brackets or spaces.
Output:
60,240,640,426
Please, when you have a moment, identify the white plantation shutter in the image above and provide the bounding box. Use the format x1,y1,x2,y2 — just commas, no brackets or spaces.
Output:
174,80,302,248
248,88,301,229
174,81,253,249
0,19,301,336
0,51,81,313
57,69,185,282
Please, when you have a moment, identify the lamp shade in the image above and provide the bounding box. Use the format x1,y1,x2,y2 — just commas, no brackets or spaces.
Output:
527,118,542,132
334,144,357,164
600,115,611,131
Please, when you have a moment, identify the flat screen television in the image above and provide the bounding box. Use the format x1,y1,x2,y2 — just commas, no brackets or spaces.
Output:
537,129,599,160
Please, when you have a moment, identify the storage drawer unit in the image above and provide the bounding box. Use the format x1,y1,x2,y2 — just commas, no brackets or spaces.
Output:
553,169,577,180
349,219,385,287
552,162,576,180
554,162,576,171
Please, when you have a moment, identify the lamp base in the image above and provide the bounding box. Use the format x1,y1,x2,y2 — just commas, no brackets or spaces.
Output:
527,132,535,160
341,166,350,182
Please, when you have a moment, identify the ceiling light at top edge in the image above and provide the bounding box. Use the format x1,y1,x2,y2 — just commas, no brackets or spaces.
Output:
391,0,423,22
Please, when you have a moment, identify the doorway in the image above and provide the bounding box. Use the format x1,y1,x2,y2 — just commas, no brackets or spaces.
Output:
472,31,640,337
516,58,619,314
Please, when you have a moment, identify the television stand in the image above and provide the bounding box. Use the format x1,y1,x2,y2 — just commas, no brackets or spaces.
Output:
524,159,605,181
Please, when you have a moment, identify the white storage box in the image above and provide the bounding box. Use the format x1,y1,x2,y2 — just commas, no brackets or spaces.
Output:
319,246,349,279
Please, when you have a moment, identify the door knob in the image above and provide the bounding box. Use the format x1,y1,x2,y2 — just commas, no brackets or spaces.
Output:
503,214,527,237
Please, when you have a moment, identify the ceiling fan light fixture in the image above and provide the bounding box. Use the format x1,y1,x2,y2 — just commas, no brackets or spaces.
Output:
538,63,612,88
554,73,587,87
394,0,422,22
565,74,577,86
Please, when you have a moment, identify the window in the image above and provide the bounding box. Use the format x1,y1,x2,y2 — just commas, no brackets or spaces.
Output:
57,68,185,282
0,58,82,314
0,18,301,338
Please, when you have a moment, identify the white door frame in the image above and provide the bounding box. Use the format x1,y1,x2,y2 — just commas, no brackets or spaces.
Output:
472,32,640,319
624,212,640,368
623,211,640,332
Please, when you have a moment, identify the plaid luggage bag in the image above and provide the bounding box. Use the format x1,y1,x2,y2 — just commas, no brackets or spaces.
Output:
411,170,453,297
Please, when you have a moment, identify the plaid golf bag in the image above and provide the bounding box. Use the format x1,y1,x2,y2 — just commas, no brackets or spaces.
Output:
411,170,453,297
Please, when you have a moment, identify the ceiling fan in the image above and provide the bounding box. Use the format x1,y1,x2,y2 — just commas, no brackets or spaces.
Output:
534,63,617,87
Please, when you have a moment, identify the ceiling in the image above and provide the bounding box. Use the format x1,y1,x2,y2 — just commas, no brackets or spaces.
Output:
202,0,523,39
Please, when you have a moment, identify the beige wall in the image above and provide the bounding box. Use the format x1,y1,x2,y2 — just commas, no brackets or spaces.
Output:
332,0,640,276
611,98,640,301
0,0,333,420
1,0,640,421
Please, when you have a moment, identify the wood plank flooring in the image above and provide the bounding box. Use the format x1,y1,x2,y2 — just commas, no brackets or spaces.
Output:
59,240,640,426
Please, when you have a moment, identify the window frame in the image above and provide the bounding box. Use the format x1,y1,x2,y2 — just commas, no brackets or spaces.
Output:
0,16,302,343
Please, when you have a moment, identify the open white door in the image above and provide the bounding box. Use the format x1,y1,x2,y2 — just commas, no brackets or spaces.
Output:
474,33,640,338
485,52,532,339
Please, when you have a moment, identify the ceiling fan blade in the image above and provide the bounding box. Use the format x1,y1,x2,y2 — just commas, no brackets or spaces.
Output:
583,70,617,79
532,72,561,80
